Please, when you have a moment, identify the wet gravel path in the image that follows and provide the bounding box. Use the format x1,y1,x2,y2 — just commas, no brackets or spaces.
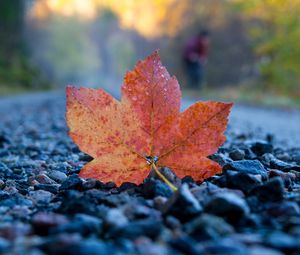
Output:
183,99,300,148
0,91,300,255
2,91,299,146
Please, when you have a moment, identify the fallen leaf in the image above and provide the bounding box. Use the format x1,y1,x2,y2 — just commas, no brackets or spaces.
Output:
66,51,233,186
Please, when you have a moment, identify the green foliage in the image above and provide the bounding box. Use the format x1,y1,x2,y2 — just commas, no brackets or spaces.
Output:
39,16,101,85
29,10,142,89
234,0,300,98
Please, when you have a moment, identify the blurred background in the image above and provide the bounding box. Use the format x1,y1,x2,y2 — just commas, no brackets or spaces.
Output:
0,0,299,107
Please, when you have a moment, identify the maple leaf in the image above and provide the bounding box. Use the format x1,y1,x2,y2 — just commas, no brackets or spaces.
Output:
66,51,233,187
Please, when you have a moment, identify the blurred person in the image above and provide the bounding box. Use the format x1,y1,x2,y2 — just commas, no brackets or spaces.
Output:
183,30,210,89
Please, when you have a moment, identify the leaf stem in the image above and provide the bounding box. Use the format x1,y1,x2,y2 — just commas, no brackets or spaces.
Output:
151,163,178,192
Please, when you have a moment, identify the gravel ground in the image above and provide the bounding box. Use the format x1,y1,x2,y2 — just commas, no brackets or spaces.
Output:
0,91,300,255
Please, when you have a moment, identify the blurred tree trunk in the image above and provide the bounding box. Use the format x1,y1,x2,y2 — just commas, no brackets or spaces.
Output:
0,0,44,89
0,0,25,66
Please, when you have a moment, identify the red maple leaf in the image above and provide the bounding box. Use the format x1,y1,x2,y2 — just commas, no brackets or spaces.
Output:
66,51,232,187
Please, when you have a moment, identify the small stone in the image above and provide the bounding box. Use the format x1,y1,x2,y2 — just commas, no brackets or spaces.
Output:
141,179,172,199
0,222,32,240
65,238,110,255
209,175,227,187
190,182,220,203
261,153,276,167
209,153,232,167
162,183,202,222
1,193,33,207
270,160,300,172
264,231,300,252
34,184,60,194
153,196,168,210
266,133,275,143
229,149,245,160
251,141,273,156
147,167,181,188
181,176,194,184
135,237,169,255
276,152,291,162
244,148,257,160
28,176,40,186
0,179,5,189
38,233,81,254
9,205,31,220
43,236,110,255
32,212,69,235
0,162,13,179
52,214,103,236
50,162,70,174
204,192,250,221
123,202,159,220
223,160,268,179
269,169,296,188
0,190,9,200
3,185,18,195
265,201,300,217
82,178,98,190
103,182,116,189
165,216,181,230
35,173,57,184
169,236,201,255
104,208,128,228
262,153,300,172
226,171,262,194
226,232,262,245
57,190,98,215
107,219,163,240
29,190,53,204
79,153,94,162
201,239,247,255
292,152,300,165
74,213,103,232
60,174,84,191
184,213,234,241
118,182,138,192
289,226,300,237
251,177,285,202
291,170,300,182
47,170,67,183
0,237,10,253
249,246,284,255
0,133,10,146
